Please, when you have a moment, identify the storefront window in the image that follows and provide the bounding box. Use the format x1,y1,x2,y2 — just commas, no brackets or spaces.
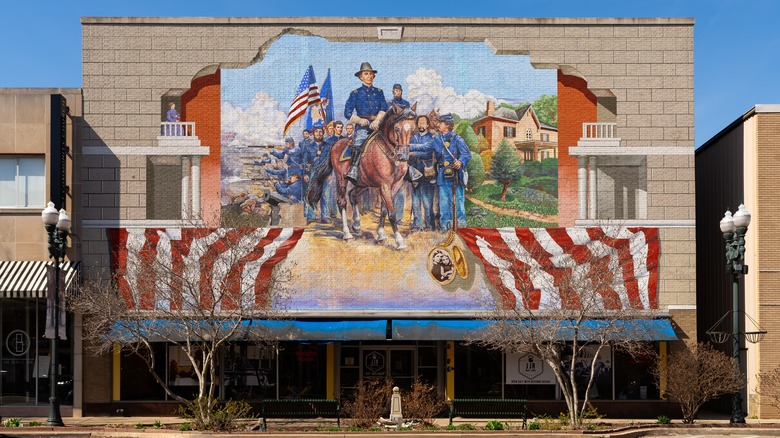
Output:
614,346,658,400
278,343,326,399
120,345,166,401
0,298,72,406
223,344,276,401
455,343,502,398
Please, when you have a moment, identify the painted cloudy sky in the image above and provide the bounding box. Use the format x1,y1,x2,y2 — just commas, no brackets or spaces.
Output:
221,34,557,147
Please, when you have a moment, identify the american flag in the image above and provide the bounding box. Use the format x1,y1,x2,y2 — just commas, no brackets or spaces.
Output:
109,228,303,311
284,65,321,135
458,227,659,311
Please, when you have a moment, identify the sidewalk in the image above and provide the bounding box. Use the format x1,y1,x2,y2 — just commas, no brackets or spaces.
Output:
0,414,778,437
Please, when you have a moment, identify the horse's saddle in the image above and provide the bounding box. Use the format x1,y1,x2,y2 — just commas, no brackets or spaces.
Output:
339,133,377,162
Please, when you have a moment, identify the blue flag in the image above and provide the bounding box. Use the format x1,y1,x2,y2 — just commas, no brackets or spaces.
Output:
320,68,334,124
305,68,334,130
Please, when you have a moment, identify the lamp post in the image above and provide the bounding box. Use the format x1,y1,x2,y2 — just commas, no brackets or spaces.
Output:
41,201,70,427
719,204,751,424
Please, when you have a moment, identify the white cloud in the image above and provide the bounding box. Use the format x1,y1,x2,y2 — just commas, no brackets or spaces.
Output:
222,92,287,147
404,68,495,119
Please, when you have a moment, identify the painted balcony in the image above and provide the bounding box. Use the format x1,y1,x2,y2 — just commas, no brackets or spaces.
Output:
157,122,202,147
577,122,621,148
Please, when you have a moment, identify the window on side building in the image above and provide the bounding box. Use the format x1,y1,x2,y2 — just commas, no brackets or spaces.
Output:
0,156,45,208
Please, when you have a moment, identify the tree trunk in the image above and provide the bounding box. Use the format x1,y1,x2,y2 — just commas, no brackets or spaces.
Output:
499,182,509,201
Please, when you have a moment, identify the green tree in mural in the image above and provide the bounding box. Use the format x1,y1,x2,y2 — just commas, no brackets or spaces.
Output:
533,95,558,127
490,138,522,201
480,149,494,175
466,154,486,192
477,134,490,153
456,121,481,154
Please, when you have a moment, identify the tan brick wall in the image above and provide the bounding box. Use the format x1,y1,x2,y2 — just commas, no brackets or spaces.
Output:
754,112,780,418
0,88,82,261
79,18,695,227
82,352,112,405
668,308,696,350
658,227,697,308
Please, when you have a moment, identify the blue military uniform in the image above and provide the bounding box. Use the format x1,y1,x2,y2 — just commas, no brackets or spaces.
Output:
345,85,389,123
410,126,471,230
270,146,303,177
266,166,288,180
274,179,304,203
409,131,436,230
389,97,410,107
302,139,332,221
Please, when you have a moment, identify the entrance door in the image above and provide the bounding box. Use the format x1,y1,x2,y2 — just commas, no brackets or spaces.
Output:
361,347,415,390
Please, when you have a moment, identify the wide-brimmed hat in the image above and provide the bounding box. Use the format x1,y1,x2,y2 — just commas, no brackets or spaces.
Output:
355,62,378,77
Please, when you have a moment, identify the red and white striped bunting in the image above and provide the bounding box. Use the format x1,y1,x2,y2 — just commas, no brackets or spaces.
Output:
109,228,303,311
458,227,659,310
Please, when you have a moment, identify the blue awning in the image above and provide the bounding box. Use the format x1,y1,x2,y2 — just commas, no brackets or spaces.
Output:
241,319,388,341
109,319,388,343
392,319,678,341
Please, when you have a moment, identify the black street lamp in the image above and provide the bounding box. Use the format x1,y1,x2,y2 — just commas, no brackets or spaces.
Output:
718,204,751,424
41,201,70,427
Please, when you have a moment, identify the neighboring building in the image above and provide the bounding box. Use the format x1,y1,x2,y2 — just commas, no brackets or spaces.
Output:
0,88,82,416
0,17,696,419
696,104,780,419
472,101,559,161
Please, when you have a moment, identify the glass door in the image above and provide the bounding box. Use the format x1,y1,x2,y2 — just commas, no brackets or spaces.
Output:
388,348,414,390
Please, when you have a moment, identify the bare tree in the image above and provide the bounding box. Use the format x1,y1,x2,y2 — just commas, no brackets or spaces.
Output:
756,365,780,415
72,227,299,428
653,342,744,424
468,226,661,429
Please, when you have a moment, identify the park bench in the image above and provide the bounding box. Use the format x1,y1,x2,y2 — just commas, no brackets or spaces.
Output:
261,399,340,429
448,398,527,428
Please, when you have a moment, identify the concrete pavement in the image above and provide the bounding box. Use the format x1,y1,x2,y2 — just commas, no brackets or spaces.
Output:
0,415,778,437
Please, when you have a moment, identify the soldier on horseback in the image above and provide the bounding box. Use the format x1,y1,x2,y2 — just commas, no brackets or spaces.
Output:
344,62,388,184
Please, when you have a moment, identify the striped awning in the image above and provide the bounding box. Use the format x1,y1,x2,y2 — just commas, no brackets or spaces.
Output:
0,261,81,299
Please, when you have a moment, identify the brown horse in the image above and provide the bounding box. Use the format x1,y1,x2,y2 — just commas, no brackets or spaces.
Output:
307,103,417,249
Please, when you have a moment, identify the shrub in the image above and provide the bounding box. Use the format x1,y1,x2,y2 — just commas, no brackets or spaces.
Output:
342,378,394,429
134,423,145,429
3,418,22,428
446,423,476,430
179,422,192,431
402,377,445,427
28,421,42,427
528,420,541,430
178,398,253,431
657,415,671,425
152,420,163,429
653,342,744,424
484,420,508,430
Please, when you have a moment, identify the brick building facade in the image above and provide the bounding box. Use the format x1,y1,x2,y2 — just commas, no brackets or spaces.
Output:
0,17,699,418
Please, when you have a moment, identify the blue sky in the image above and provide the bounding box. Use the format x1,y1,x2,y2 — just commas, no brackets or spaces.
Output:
1,0,778,147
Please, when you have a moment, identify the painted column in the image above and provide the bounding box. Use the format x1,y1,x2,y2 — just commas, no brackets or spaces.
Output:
191,156,201,220
578,156,587,219
588,156,598,219
112,344,121,401
446,341,455,401
659,342,667,399
181,157,191,220
326,344,335,400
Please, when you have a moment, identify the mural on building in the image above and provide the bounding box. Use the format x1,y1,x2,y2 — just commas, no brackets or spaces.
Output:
142,35,662,314
219,35,559,233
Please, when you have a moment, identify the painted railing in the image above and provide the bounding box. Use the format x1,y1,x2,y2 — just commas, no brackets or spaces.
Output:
582,122,617,139
160,122,196,137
